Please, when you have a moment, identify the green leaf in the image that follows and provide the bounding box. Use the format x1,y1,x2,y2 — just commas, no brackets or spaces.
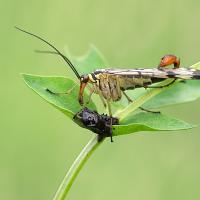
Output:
22,74,96,119
189,61,200,70
118,80,200,110
144,80,200,108
65,45,109,75
113,112,195,136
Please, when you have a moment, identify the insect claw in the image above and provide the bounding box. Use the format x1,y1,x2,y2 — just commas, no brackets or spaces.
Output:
110,135,114,142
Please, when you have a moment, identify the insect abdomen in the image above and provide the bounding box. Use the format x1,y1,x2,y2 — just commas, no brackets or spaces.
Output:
118,76,152,90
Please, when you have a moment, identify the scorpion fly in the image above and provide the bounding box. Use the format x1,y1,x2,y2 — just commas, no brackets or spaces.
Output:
15,26,200,142
73,107,119,142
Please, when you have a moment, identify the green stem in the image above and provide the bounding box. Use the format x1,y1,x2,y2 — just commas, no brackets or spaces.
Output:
53,135,103,200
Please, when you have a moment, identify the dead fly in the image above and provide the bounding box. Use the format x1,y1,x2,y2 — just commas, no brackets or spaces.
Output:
73,107,119,142
15,27,200,142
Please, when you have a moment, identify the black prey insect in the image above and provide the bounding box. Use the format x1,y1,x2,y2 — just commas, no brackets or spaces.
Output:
73,107,119,142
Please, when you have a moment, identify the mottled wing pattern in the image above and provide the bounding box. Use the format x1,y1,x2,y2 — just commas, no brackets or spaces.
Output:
94,68,200,80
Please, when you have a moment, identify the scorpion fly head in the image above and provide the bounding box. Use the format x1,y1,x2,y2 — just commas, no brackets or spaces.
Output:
158,55,180,69
78,73,98,105
78,75,90,105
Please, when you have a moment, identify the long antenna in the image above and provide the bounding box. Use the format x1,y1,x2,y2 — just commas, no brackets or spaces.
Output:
35,50,74,61
15,26,81,79
35,50,58,54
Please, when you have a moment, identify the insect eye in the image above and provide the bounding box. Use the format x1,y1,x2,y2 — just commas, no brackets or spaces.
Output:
80,75,89,83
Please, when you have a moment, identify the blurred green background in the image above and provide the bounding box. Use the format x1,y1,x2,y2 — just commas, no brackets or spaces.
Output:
1,0,200,199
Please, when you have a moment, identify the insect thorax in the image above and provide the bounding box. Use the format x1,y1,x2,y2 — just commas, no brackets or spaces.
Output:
94,73,153,101
94,73,122,101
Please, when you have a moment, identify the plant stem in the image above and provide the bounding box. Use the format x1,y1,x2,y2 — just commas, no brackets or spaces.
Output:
53,135,103,200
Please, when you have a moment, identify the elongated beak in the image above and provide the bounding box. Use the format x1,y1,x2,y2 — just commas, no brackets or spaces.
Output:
78,81,88,105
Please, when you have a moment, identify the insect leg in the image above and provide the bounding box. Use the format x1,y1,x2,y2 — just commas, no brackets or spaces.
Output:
106,100,113,142
138,106,160,113
122,90,133,103
146,79,176,89
122,91,160,114
96,87,107,108
100,95,107,108
86,87,95,105
46,85,76,95
85,83,107,108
